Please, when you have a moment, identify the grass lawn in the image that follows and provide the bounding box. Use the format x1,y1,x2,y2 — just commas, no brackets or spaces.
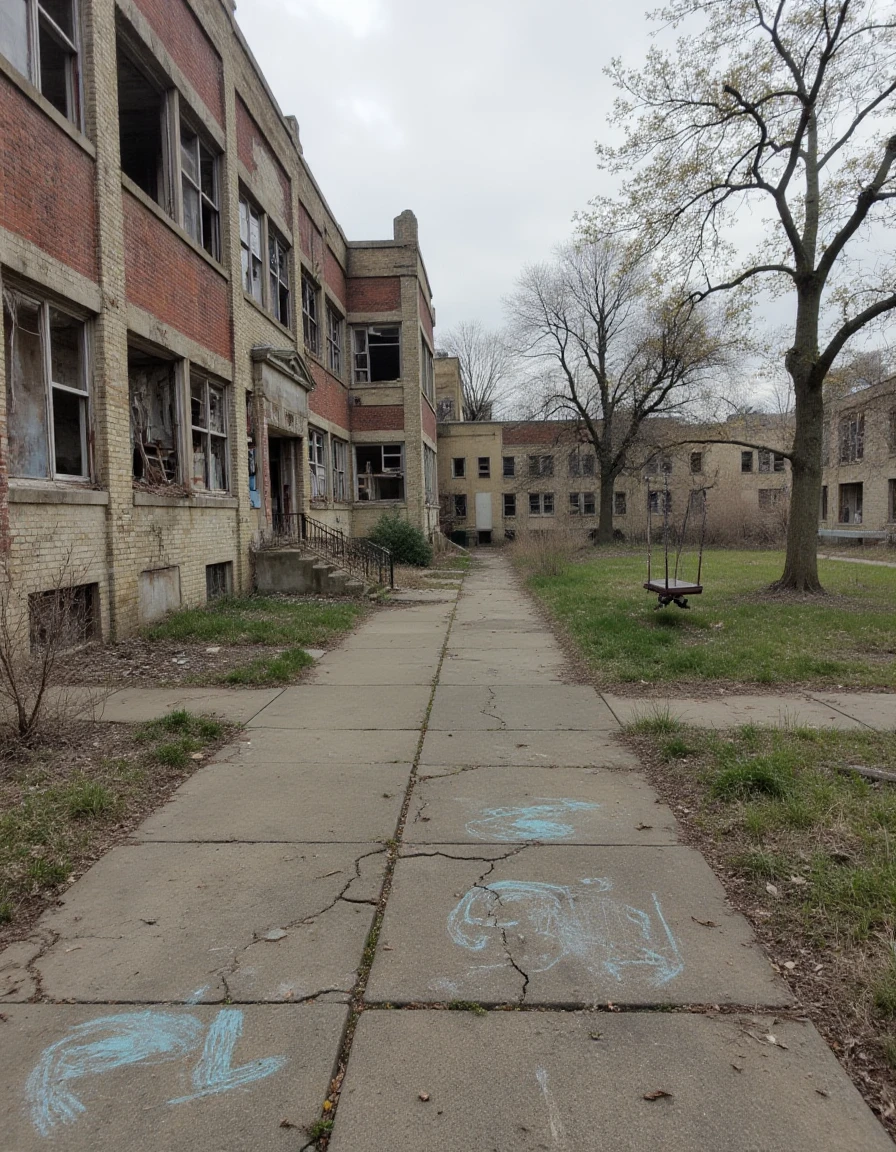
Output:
627,718,896,1133
0,710,232,939
147,595,367,685
525,549,896,689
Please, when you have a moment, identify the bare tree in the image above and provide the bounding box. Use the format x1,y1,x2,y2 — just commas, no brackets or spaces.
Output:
586,0,896,590
437,321,513,421
505,239,731,543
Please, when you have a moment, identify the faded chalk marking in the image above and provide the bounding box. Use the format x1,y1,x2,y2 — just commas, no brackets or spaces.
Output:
536,1066,567,1150
186,986,210,1004
447,878,683,988
466,799,599,842
168,1009,286,1104
27,1010,286,1136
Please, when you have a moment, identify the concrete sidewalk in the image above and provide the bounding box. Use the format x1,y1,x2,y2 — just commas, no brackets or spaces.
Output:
0,555,891,1150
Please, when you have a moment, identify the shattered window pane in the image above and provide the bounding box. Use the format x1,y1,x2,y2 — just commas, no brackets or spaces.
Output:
189,375,228,491
52,387,85,475
130,351,179,484
0,1,29,76
4,293,49,478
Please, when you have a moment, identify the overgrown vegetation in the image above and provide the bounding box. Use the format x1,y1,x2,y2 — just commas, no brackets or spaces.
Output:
146,595,365,685
368,515,432,567
627,722,896,1129
525,549,896,688
0,710,230,936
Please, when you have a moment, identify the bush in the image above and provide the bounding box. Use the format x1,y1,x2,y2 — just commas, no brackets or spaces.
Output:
368,515,432,567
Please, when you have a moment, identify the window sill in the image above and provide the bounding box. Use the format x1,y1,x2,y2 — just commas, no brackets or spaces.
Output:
242,292,294,340
122,176,229,281
0,55,95,157
133,490,239,509
8,481,108,506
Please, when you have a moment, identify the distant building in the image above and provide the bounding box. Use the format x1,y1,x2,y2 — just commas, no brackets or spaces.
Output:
821,377,896,540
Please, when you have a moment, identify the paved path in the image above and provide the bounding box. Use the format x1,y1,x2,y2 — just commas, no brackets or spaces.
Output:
0,555,891,1150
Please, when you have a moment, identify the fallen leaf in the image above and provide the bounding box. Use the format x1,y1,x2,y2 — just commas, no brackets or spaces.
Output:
691,917,718,928
643,1090,673,1101
765,883,779,898
190,752,204,761
419,1092,430,1102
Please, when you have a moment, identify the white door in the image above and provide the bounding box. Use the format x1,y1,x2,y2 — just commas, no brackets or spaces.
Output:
475,492,493,530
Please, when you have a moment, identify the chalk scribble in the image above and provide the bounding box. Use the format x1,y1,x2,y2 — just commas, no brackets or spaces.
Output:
465,799,600,842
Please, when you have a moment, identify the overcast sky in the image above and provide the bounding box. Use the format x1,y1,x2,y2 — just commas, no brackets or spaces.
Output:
235,0,652,338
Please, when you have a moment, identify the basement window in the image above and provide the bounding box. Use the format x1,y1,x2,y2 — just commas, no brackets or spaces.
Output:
3,288,90,479
190,374,228,491
353,326,400,383
29,582,98,652
129,347,179,485
355,443,404,501
206,562,232,600
1,0,81,125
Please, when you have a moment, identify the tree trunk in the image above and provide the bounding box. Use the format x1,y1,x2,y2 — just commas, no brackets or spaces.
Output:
773,372,824,593
596,469,616,544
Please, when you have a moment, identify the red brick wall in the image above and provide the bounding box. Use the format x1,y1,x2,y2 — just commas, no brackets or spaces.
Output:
237,96,290,221
422,402,437,443
324,246,346,308
122,191,231,360
298,203,322,264
351,404,405,432
132,0,224,124
347,277,401,313
0,77,97,281
308,365,350,430
418,284,434,346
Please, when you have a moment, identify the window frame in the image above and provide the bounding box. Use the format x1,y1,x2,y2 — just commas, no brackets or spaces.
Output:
503,492,516,518
741,450,754,473
3,287,91,481
420,333,435,403
478,456,491,478
179,116,220,260
189,372,228,492
327,304,344,376
332,436,349,502
451,457,466,479
689,451,703,474
502,455,515,478
2,0,83,126
352,325,401,384
308,426,327,500
453,493,467,519
528,492,554,516
614,491,627,516
529,454,554,477
354,443,405,502
239,194,264,304
269,229,292,329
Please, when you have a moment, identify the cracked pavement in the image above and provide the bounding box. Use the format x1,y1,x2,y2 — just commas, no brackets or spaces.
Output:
0,553,891,1150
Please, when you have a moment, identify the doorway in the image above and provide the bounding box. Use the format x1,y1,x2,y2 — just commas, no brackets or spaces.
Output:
268,435,299,532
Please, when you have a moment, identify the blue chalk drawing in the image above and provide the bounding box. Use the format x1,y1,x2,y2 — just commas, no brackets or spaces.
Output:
186,985,210,1004
466,799,599,842
168,1009,286,1104
26,1009,285,1136
447,878,683,988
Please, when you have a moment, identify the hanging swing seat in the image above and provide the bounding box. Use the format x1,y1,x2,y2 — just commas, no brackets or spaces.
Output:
643,578,703,609
644,473,708,610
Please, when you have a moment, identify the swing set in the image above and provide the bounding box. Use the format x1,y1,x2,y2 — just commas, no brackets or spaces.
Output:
644,472,708,610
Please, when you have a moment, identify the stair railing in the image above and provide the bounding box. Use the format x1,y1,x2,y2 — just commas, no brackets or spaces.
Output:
271,512,393,588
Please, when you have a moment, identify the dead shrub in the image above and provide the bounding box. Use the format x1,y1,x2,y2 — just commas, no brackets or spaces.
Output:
508,526,586,577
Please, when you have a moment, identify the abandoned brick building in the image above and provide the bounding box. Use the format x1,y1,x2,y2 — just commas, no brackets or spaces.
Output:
1,0,439,640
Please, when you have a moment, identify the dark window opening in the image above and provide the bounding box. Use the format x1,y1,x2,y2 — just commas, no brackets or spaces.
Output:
129,347,179,484
503,493,516,517
451,457,465,478
502,455,515,477
269,234,291,327
206,562,232,600
773,453,786,473
529,454,553,477
477,530,492,545
821,485,828,521
453,494,467,519
355,443,405,501
478,457,490,478
117,48,166,205
614,491,626,516
569,451,595,476
690,451,703,473
889,481,896,523
353,326,400,383
29,582,98,653
741,450,753,473
838,482,863,524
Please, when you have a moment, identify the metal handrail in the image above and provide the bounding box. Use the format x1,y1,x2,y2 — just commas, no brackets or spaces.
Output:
270,512,393,588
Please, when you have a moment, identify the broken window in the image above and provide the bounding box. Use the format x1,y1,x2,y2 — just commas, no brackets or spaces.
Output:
614,491,626,516
569,492,596,516
503,493,516,517
355,443,404,501
645,456,672,475
301,272,319,351
741,450,753,473
2,0,81,125
838,482,863,524
270,232,291,328
190,374,227,490
308,427,327,499
839,414,864,463
29,582,97,652
648,490,672,515
117,36,223,261
568,450,595,477
454,494,467,519
129,347,179,485
529,454,553,477
180,120,220,259
352,326,400,383
529,492,554,515
502,455,515,478
206,562,232,600
239,195,264,303
332,437,348,502
424,445,437,505
3,288,90,479
758,449,772,473
327,306,344,375
478,457,490,478
690,451,703,473
420,336,435,403
451,457,465,478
